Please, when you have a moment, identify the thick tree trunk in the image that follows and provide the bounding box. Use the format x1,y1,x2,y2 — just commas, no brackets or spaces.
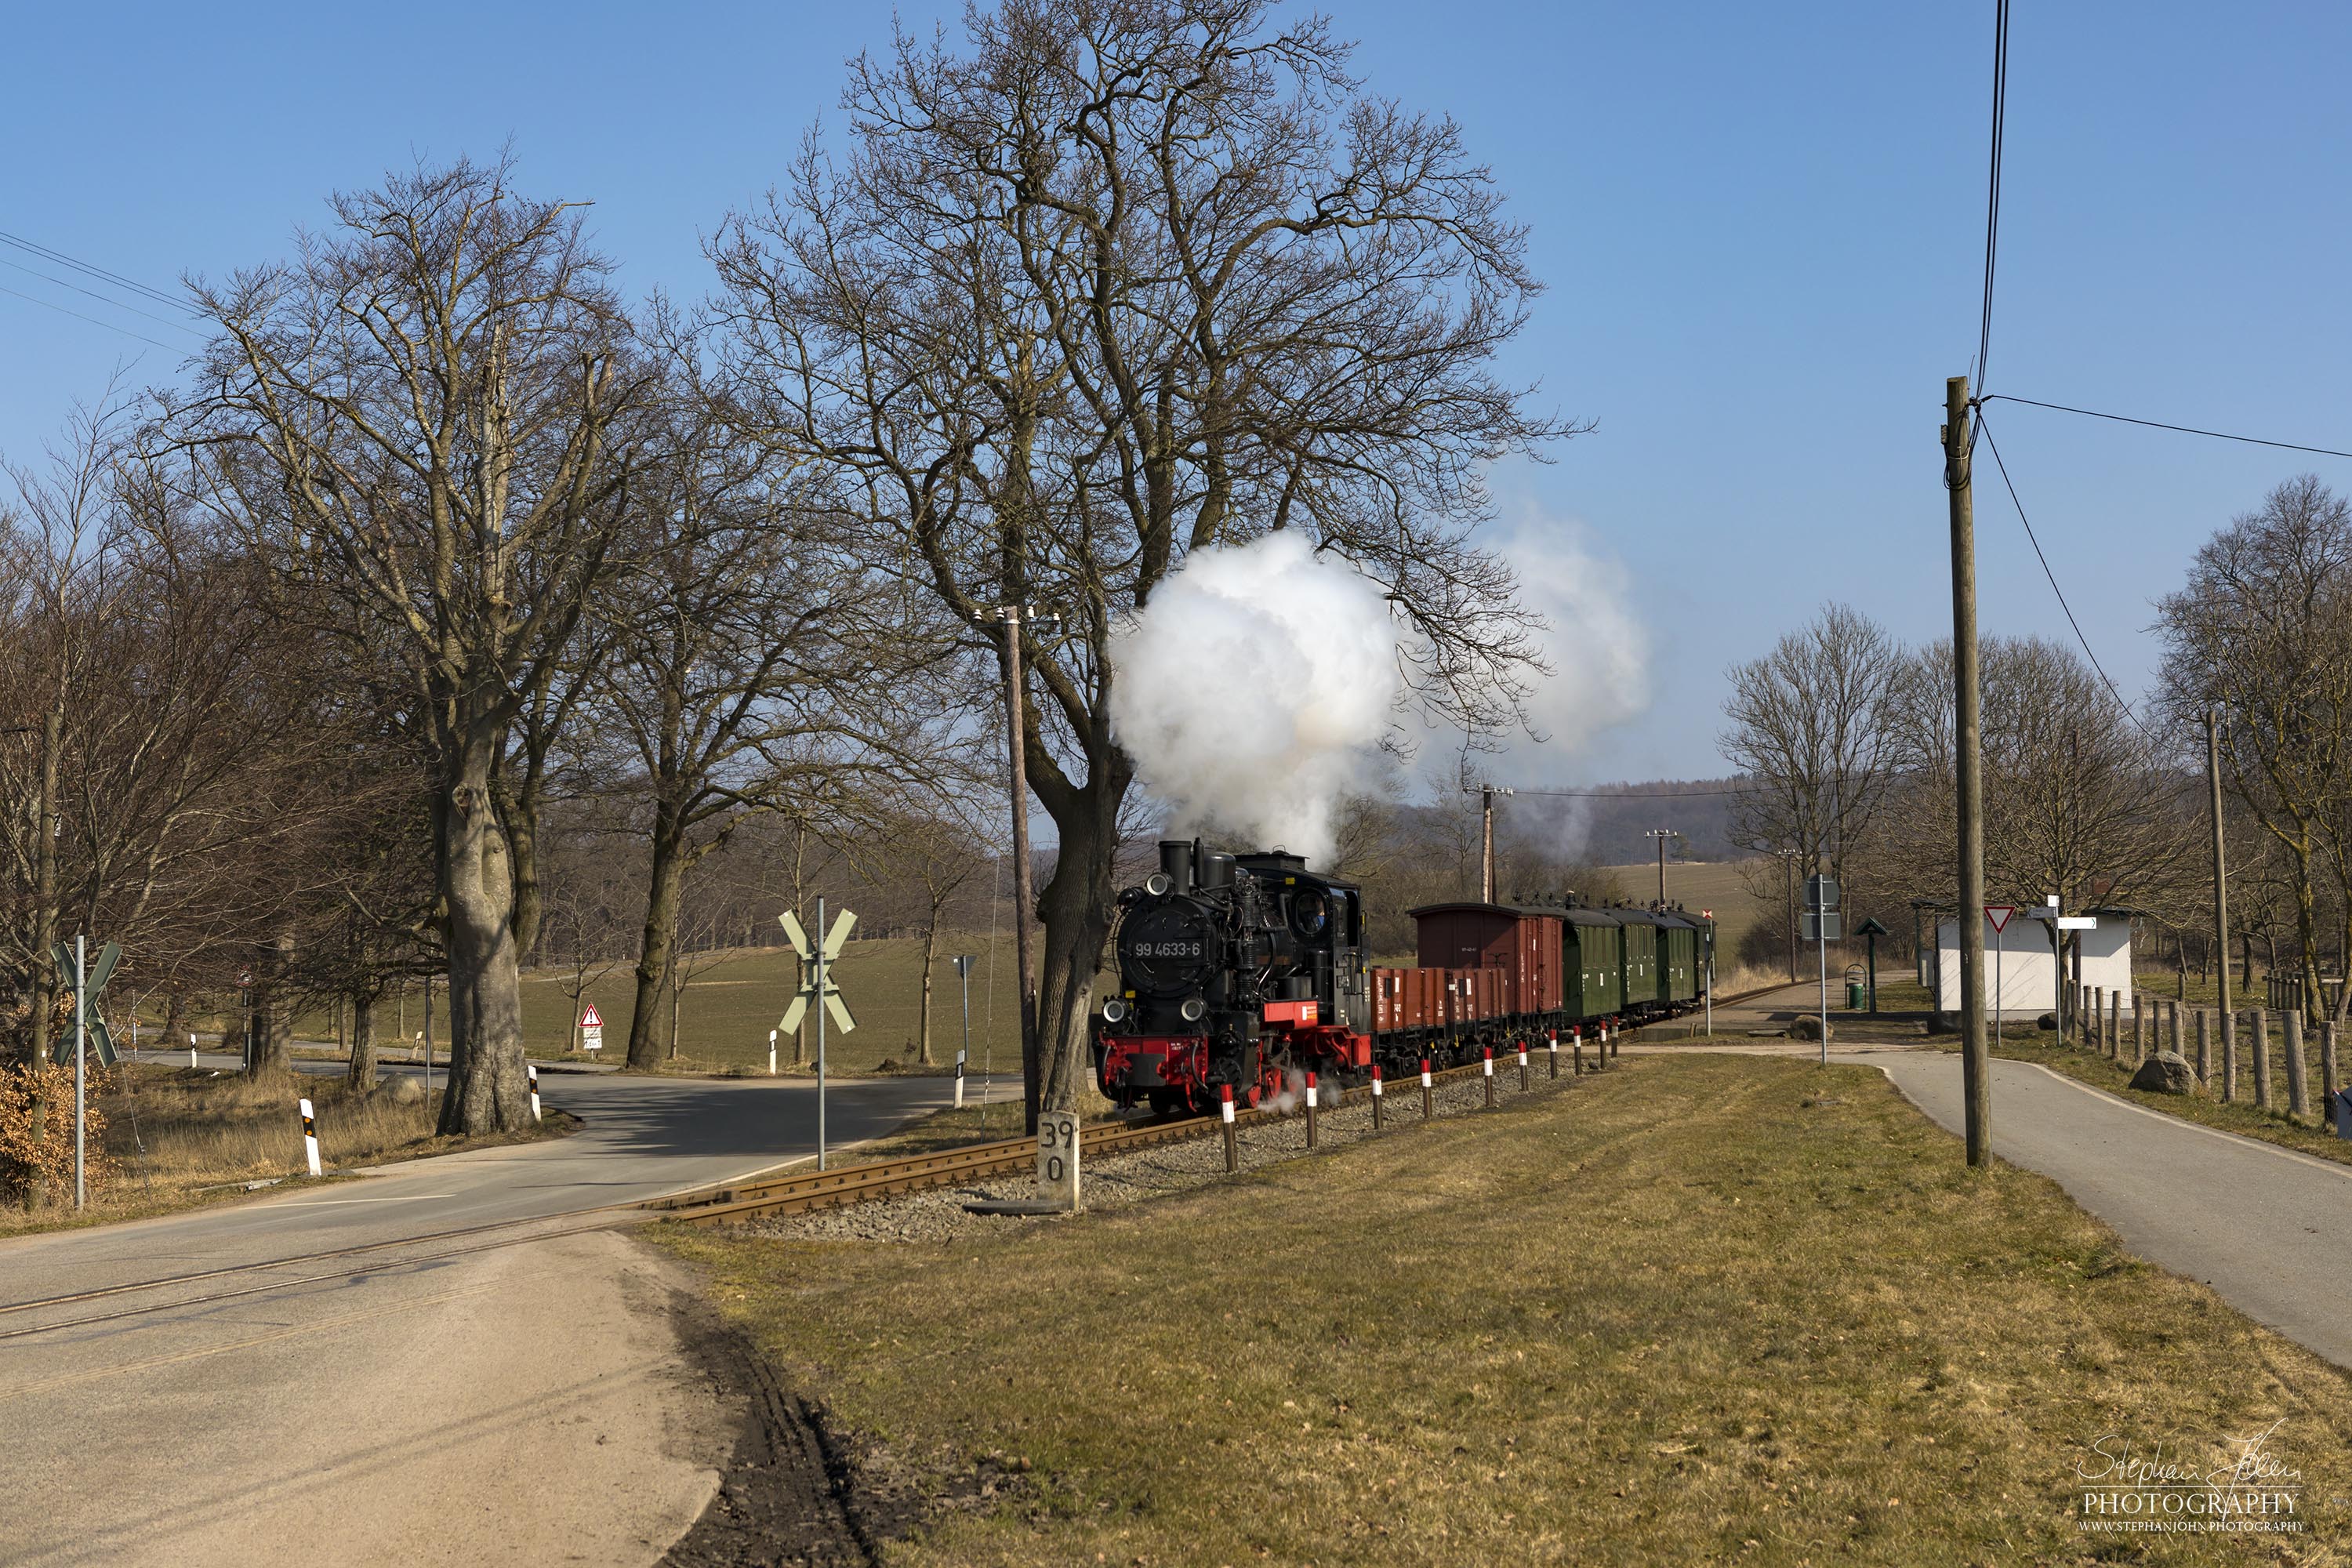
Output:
254,931,296,1075
347,989,378,1088
625,805,688,1071
1034,774,1127,1114
2294,848,2323,1026
435,729,531,1134
506,779,545,969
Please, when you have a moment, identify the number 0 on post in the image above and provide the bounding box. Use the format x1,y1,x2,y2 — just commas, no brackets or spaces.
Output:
1036,1110,1080,1210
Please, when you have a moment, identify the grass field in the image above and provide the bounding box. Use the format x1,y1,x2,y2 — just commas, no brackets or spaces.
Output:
146,931,1030,1075
1598,857,1764,935
1,1065,573,1238
663,1053,2352,1565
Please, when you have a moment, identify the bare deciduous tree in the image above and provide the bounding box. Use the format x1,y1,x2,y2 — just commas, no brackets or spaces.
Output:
169,156,655,1133
2158,475,2352,1022
1720,603,1902,919
710,0,1572,1121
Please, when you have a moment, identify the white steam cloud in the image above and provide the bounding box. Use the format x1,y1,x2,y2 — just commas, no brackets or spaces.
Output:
1109,532,1400,862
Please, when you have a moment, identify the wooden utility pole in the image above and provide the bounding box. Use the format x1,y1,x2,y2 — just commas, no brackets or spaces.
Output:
1945,376,1991,1167
993,604,1044,1134
1466,784,1511,903
1646,828,1675,906
2205,707,2233,1032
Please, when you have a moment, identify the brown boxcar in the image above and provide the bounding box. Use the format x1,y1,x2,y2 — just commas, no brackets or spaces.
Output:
1371,967,1448,1032
1409,902,1566,1017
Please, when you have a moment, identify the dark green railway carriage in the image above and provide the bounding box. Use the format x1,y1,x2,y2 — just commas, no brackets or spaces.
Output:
1655,909,1701,1007
1562,907,1624,1019
1613,907,1664,1012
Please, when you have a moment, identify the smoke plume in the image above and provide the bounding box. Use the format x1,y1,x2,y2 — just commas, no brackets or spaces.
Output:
1109,532,1399,862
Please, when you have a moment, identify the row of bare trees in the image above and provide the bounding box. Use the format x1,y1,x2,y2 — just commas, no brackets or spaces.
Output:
7,2,1568,1144
1721,604,2198,971
1724,476,2352,1005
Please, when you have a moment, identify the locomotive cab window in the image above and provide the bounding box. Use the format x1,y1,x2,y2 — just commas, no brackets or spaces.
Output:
1290,886,1330,940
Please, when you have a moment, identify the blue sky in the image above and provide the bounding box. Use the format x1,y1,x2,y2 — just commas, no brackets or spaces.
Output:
5,2,2348,786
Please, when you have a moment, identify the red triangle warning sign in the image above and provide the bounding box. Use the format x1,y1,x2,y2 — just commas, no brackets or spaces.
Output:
579,1004,602,1028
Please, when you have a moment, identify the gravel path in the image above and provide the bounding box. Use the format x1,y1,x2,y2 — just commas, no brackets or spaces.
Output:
752,1051,1610,1244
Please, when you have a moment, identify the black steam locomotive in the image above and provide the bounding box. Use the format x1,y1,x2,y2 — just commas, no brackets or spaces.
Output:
1094,840,1368,1116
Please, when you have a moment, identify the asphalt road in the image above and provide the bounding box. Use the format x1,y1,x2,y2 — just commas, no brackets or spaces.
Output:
0,1069,1005,1567
1859,1050,2352,1371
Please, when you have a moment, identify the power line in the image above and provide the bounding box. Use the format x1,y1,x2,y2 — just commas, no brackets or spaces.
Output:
0,282,178,352
1504,786,1755,800
1976,394,2352,461
0,230,191,315
1976,0,2010,390
1972,408,2161,740
0,254,204,339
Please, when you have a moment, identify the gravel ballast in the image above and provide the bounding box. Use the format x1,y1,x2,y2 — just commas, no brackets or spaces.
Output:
750,1051,1610,1245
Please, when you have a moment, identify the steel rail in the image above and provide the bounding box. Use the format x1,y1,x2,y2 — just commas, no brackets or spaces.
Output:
652,985,1790,1229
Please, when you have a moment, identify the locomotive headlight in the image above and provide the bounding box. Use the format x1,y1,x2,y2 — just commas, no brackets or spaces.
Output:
1145,872,1173,897
1180,996,1207,1023
1101,998,1127,1023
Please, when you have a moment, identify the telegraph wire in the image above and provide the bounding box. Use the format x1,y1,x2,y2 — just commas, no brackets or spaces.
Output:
0,282,178,351
1975,0,2010,392
1976,394,2352,462
1972,408,2161,741
0,229,191,314
0,253,204,339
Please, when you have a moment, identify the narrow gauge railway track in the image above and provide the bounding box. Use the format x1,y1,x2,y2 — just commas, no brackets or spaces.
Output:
651,982,1795,1229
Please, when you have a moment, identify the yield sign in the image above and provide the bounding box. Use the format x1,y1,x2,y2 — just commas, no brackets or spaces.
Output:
1985,905,2016,934
579,1003,602,1029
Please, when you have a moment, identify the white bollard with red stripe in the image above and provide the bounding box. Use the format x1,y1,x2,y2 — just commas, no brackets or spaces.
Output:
1371,1062,1385,1127
1483,1045,1496,1106
528,1063,542,1123
1220,1083,1238,1171
299,1098,322,1177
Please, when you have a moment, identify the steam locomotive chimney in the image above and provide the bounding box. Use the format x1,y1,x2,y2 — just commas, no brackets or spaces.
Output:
1158,839,1193,895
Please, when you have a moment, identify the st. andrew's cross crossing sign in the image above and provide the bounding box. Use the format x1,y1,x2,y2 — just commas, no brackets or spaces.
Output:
778,908,858,1036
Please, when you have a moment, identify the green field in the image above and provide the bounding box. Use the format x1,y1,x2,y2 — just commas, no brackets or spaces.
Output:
138,931,1032,1075
514,934,1026,1071
666,1053,2352,1565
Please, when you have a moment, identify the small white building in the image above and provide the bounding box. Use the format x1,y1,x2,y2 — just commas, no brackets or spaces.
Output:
1932,910,2134,1019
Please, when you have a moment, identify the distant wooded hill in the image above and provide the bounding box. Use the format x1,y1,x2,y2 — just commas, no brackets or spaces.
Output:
1521,779,1745,866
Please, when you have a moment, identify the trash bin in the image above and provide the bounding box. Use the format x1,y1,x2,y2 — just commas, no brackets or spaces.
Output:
1846,982,1864,1010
